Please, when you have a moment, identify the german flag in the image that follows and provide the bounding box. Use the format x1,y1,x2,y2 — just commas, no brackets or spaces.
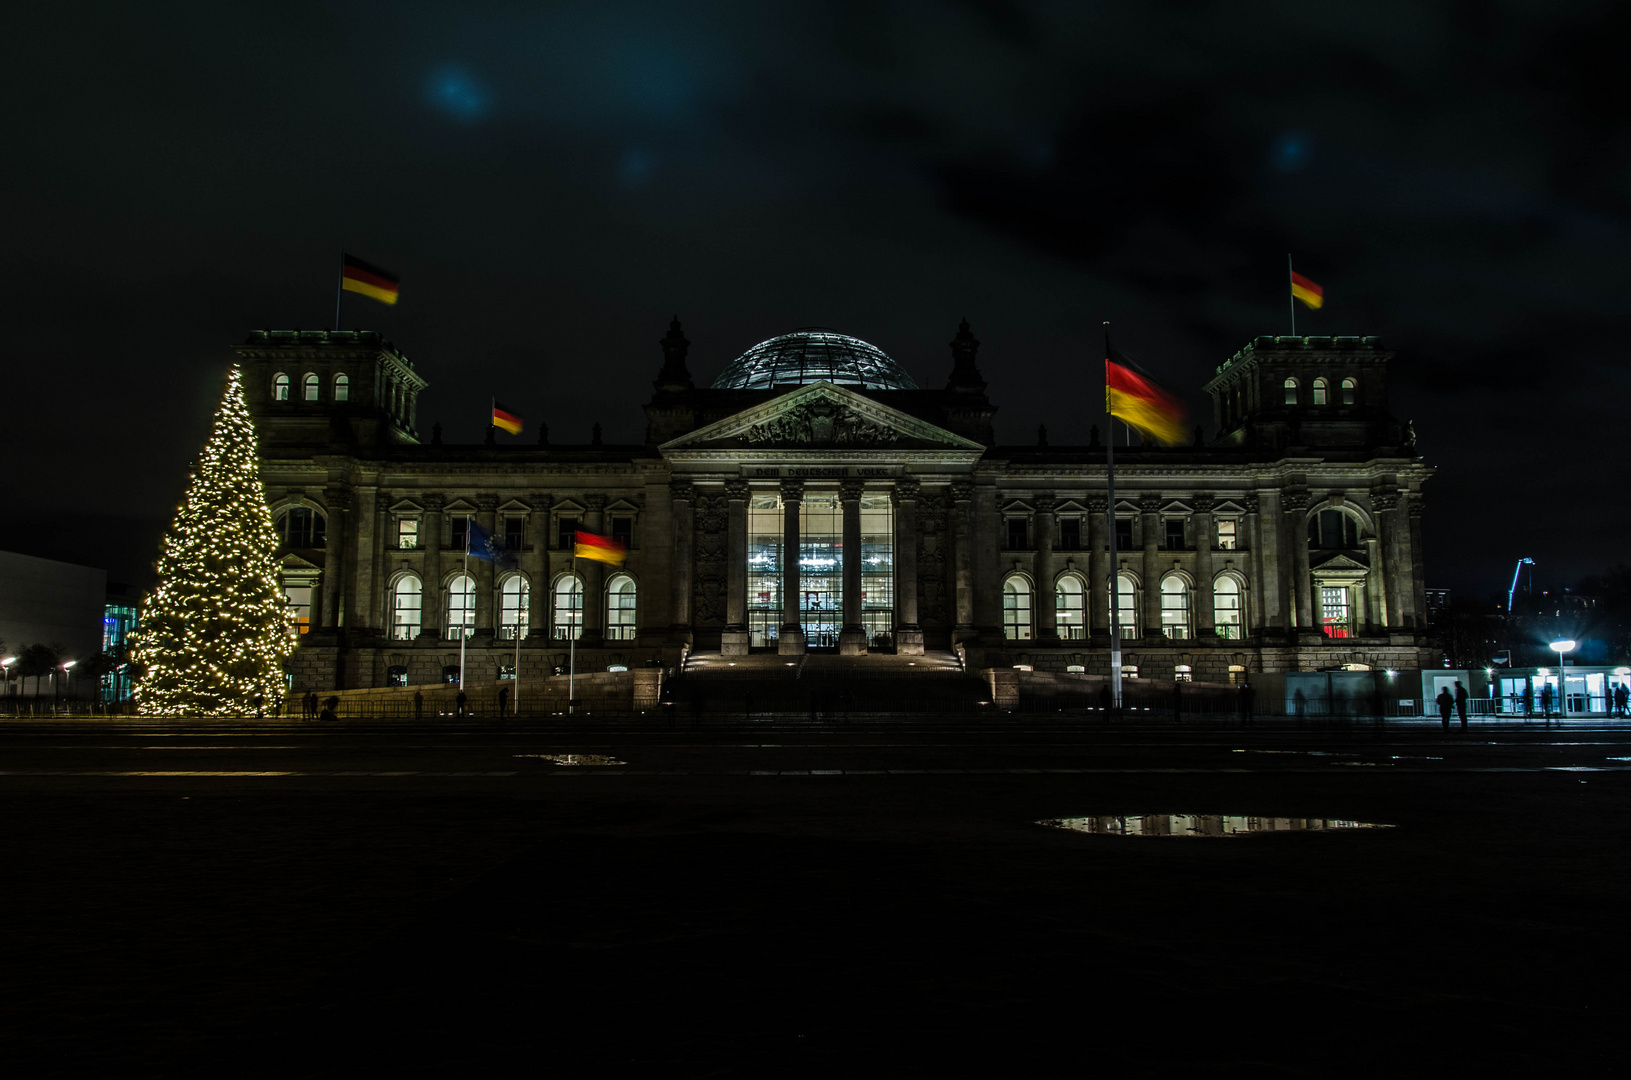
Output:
1106,337,1187,446
340,253,400,306
1291,270,1324,310
492,402,523,435
574,530,627,566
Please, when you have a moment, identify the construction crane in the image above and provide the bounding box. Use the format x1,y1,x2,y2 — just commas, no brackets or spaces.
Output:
1508,557,1535,611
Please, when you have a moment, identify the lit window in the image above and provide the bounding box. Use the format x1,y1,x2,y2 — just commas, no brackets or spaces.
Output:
1055,576,1085,640
446,574,475,640
1283,377,1298,405
553,574,583,639
386,665,408,687
1340,377,1356,405
1160,576,1191,639
1312,377,1329,405
1174,665,1193,683
275,506,326,548
1214,576,1243,639
1228,664,1247,686
606,574,638,640
273,373,290,401
1002,575,1032,640
396,518,419,550
303,373,320,401
1110,574,1137,638
1122,665,1139,680
1216,519,1237,551
333,373,350,402
284,584,312,635
392,577,422,640
499,575,529,641
1320,585,1351,638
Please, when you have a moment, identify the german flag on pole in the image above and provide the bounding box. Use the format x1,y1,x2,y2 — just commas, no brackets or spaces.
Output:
492,402,523,435
574,530,627,566
340,253,400,306
1105,336,1187,446
1290,270,1324,310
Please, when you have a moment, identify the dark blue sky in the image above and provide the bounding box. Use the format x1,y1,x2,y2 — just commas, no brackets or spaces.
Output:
5,1,1628,594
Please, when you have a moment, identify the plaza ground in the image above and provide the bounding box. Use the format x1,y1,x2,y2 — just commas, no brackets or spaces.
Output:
2,715,1626,1077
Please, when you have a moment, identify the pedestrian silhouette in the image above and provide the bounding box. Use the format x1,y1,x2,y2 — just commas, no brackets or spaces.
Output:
1540,683,1554,726
1454,680,1469,729
1098,683,1112,714
498,685,510,715
455,690,468,717
413,690,424,720
1293,688,1308,727
1237,682,1254,728
1437,687,1454,731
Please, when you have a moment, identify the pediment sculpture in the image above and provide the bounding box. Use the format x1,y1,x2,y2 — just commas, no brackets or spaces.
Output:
743,400,899,445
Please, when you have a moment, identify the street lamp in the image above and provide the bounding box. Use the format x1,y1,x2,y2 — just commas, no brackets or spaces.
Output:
1550,639,1576,719
62,660,77,714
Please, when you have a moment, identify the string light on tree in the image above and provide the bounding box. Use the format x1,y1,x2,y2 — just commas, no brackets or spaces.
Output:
130,365,295,716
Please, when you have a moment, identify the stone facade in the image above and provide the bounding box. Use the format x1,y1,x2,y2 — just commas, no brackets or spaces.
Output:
239,324,1434,694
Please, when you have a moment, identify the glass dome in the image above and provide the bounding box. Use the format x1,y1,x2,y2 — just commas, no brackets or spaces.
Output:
710,329,918,391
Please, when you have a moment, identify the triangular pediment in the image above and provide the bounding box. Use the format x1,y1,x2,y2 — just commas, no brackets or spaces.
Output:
659,382,985,453
1310,551,1370,572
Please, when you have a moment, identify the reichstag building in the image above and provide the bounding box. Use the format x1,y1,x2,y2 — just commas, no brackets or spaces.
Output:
241,319,1434,693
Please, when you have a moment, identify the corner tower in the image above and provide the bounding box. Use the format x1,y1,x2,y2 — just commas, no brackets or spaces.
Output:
235,330,427,451
1204,335,1407,453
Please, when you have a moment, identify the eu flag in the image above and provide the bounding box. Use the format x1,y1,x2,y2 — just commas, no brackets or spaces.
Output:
467,521,518,569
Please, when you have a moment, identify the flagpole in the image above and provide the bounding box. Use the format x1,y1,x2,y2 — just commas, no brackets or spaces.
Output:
568,552,578,715
1104,322,1122,711
458,519,470,696
1287,253,1295,337
334,249,344,332
513,605,522,716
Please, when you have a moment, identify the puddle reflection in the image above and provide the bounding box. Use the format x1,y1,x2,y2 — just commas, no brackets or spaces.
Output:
1040,815,1391,837
515,753,628,766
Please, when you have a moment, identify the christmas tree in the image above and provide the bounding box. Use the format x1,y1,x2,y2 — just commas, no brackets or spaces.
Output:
131,365,295,715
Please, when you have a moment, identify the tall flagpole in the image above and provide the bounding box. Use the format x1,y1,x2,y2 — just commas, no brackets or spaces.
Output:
1105,322,1122,710
334,249,344,332
458,515,470,695
568,552,578,715
1287,253,1295,337
513,602,523,715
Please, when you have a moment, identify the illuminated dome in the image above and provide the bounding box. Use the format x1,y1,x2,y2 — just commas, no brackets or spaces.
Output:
710,329,919,391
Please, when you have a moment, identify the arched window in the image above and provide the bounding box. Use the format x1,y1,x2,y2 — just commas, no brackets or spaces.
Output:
1312,377,1329,405
1283,377,1299,405
274,506,326,548
386,665,408,687
1110,574,1138,638
1340,376,1356,405
446,574,475,640
1055,576,1085,640
273,373,290,401
333,373,350,402
391,576,422,640
606,574,637,640
303,373,320,401
1002,576,1032,640
1214,576,1243,640
1308,508,1360,549
499,575,529,640
553,573,583,640
1160,575,1191,639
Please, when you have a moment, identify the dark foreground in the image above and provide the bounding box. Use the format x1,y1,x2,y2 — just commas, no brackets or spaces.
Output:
2,716,1626,1078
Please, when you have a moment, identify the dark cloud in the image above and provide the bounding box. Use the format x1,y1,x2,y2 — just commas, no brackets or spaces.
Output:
3,0,1628,595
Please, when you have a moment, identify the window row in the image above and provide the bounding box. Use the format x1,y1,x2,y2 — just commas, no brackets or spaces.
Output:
391,513,635,551
1283,376,1357,406
273,372,349,402
1002,516,1240,552
390,572,638,641
1002,573,1247,641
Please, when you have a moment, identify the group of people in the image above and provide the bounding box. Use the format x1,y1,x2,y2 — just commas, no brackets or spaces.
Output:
1435,680,1471,730
297,692,338,722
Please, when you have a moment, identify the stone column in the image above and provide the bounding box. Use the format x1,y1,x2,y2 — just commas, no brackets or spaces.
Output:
951,481,975,641
721,480,750,655
1372,491,1401,630
1140,495,1161,637
1363,532,1387,632
1406,497,1427,630
347,485,378,635
1192,495,1215,636
419,494,444,638
1284,489,1314,633
474,495,498,639
893,480,924,655
669,481,695,640
323,485,350,630
838,481,867,655
527,495,550,637
1086,497,1108,638
778,480,806,655
1250,492,1279,632
1034,496,1058,640
580,494,606,643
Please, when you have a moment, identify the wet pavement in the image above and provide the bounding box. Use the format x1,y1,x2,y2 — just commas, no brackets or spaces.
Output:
2,717,1628,1077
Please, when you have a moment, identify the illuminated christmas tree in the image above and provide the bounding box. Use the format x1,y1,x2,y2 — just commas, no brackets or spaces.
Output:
131,365,295,715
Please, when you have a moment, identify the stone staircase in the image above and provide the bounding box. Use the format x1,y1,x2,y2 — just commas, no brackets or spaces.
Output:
671,650,987,714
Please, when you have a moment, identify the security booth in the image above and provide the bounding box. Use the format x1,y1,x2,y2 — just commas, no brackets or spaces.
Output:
1494,666,1631,716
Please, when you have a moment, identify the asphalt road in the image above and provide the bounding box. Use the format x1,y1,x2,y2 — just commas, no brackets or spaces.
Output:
3,716,1627,1077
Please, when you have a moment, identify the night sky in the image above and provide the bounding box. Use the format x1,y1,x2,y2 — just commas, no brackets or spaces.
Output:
7,1,1627,597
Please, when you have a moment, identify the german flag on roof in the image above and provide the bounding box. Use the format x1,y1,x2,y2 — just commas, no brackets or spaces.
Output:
341,253,400,306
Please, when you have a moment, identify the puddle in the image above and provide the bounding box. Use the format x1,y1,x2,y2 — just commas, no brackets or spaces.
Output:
1039,815,1392,837
1233,750,1356,757
514,754,628,766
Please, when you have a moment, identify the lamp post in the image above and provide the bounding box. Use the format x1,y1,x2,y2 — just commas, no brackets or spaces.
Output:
1550,639,1576,719
62,660,77,715
1,657,13,712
